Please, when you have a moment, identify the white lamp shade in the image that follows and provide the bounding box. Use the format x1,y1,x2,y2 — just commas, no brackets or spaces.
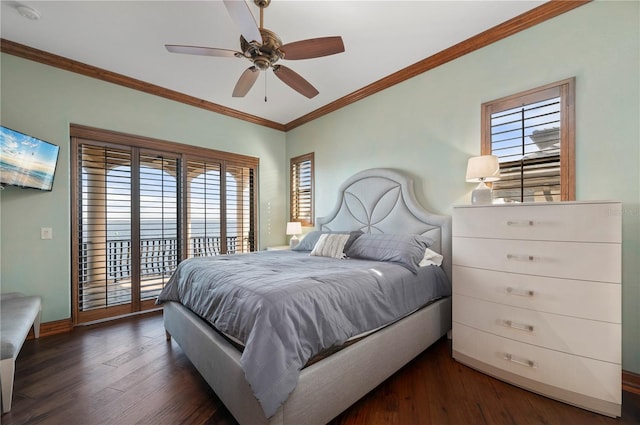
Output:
286,222,302,235
465,155,501,182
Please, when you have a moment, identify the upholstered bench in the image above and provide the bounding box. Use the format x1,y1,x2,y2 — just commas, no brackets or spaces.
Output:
1,292,41,413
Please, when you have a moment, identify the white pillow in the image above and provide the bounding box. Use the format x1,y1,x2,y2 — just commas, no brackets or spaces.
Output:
419,248,443,267
310,233,350,259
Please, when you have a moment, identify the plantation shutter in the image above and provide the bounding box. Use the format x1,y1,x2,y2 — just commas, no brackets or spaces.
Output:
186,159,223,257
226,164,256,253
185,159,256,256
482,79,575,203
139,152,180,302
76,142,133,317
290,153,314,226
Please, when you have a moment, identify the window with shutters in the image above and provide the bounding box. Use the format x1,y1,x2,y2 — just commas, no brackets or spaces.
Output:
71,125,258,324
290,153,314,226
481,78,575,202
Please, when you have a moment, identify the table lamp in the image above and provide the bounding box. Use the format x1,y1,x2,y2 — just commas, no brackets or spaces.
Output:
466,155,500,204
286,221,302,248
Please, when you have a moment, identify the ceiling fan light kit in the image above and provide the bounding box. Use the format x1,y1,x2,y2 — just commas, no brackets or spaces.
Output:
166,0,344,99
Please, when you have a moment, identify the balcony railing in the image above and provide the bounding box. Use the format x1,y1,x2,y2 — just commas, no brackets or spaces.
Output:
79,236,238,285
78,236,240,311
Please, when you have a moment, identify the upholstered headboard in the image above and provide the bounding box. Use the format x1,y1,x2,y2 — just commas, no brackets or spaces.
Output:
317,168,452,281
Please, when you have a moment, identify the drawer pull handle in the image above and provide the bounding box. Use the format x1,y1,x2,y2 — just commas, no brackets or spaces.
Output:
506,254,535,262
502,319,534,332
506,287,535,297
506,220,535,226
504,353,536,368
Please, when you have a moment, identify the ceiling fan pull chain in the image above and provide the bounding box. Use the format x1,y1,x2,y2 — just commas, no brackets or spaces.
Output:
265,71,268,102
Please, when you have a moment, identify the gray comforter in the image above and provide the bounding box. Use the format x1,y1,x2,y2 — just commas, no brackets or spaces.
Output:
157,250,450,418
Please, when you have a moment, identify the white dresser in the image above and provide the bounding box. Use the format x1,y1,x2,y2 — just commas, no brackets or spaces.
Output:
452,201,622,417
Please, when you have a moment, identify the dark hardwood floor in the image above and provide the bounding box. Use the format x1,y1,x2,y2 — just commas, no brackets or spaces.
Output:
3,312,639,425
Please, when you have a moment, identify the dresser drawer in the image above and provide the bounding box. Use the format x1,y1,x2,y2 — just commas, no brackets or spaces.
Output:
453,323,621,404
453,237,621,283
453,295,620,363
452,266,621,323
453,202,621,243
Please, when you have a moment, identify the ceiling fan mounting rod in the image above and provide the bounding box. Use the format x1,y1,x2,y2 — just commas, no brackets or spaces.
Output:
255,0,269,29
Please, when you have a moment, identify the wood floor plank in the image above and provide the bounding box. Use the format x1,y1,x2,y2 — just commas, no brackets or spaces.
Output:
2,312,638,425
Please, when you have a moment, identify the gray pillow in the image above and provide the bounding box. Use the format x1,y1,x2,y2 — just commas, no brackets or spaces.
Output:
293,230,363,252
346,233,431,273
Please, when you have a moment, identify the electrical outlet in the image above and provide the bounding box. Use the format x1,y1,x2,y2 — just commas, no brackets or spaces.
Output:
41,227,53,240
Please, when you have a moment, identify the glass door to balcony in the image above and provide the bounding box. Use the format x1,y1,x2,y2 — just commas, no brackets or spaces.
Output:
74,143,180,323
71,126,258,325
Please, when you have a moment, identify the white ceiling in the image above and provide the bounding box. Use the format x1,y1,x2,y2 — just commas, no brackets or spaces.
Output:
1,0,546,125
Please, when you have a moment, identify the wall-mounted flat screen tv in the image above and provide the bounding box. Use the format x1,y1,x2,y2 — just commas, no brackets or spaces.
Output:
0,126,60,191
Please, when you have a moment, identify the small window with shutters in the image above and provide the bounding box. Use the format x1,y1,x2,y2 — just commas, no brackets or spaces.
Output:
290,153,314,226
481,78,575,202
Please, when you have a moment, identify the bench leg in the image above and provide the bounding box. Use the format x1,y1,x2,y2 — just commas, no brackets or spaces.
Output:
33,307,42,339
0,358,15,413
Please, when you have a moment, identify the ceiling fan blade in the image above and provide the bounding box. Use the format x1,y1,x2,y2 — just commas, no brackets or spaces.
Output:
223,0,263,45
280,36,345,60
272,65,319,99
165,45,240,58
233,66,260,97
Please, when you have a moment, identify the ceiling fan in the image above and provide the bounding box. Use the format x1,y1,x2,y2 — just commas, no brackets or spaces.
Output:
166,0,345,99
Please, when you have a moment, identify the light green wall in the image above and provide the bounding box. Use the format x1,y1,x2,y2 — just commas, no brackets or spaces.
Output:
286,1,640,373
0,54,287,323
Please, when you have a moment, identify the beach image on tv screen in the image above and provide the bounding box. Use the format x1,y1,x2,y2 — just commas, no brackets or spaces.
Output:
1,127,59,190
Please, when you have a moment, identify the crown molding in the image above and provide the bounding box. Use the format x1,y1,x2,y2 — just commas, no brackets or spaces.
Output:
0,38,286,132
284,0,589,131
1,1,589,133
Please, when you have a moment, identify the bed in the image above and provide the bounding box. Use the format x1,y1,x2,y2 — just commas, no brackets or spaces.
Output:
158,168,452,425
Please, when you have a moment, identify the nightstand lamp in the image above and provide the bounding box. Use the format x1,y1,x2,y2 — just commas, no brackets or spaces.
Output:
286,221,302,248
466,155,500,205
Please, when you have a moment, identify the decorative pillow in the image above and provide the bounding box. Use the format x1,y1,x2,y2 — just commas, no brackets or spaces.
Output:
419,248,443,267
346,233,431,273
310,233,351,259
293,230,363,252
